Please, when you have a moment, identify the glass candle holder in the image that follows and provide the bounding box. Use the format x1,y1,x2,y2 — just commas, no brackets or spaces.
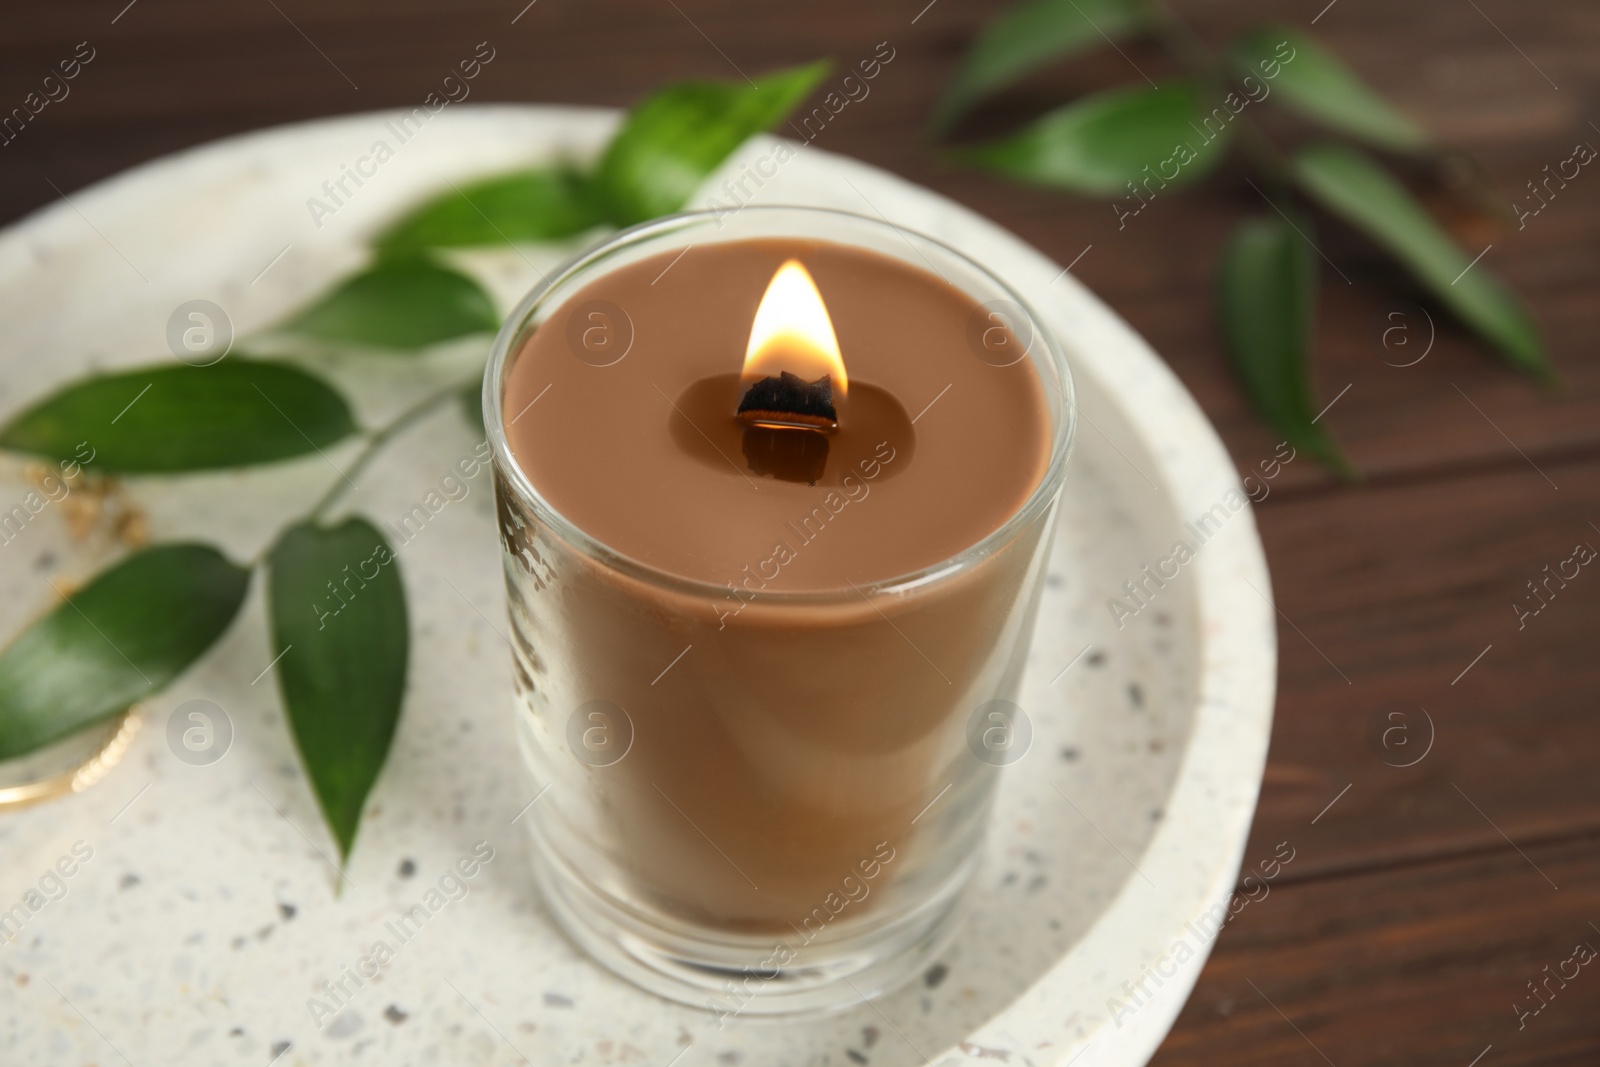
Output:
485,206,1075,1014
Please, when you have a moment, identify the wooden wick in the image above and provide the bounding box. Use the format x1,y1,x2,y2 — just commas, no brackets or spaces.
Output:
735,371,836,483
735,372,837,431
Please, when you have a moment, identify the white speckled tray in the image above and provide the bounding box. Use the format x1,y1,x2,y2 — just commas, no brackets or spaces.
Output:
0,107,1274,1067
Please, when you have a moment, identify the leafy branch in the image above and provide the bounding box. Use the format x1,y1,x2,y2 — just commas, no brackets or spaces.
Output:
0,61,829,875
935,0,1555,475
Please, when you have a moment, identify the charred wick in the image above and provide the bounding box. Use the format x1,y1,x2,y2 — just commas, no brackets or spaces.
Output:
737,372,838,484
736,371,838,431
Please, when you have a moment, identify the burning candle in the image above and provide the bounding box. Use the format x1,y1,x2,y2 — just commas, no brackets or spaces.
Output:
487,207,1073,1011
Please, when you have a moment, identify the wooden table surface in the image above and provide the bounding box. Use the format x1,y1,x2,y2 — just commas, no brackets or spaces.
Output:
4,1,1596,1063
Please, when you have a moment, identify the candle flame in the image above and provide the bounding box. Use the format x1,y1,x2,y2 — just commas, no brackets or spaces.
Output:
741,260,847,396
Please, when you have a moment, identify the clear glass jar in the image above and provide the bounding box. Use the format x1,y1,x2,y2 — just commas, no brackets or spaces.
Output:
484,207,1075,1014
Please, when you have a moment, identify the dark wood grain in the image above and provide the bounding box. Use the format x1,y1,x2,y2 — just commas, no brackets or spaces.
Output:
1243,456,1600,877
1152,837,1600,1067
1,0,1596,1062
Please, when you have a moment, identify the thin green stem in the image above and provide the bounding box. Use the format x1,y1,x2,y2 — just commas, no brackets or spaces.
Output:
241,375,473,575
249,375,479,569
1145,0,1292,188
306,379,475,524
252,376,474,568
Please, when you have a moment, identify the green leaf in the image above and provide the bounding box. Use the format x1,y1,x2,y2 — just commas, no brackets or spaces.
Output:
268,518,408,861
0,361,357,473
955,82,1233,195
1231,27,1427,153
0,544,250,761
932,0,1152,133
1291,142,1552,381
287,258,501,350
375,168,606,253
596,60,830,226
1218,215,1354,478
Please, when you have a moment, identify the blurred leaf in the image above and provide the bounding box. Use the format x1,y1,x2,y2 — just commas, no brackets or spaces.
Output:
268,518,407,861
1292,142,1552,381
287,259,500,350
459,379,485,434
1218,215,1354,478
596,60,830,226
0,361,357,473
375,168,606,253
932,0,1152,133
0,544,250,760
954,82,1232,195
1231,27,1427,153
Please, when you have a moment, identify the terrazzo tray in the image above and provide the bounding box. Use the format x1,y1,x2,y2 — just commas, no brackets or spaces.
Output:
0,106,1275,1067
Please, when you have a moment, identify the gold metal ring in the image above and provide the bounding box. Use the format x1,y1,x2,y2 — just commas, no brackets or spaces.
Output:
0,710,141,810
